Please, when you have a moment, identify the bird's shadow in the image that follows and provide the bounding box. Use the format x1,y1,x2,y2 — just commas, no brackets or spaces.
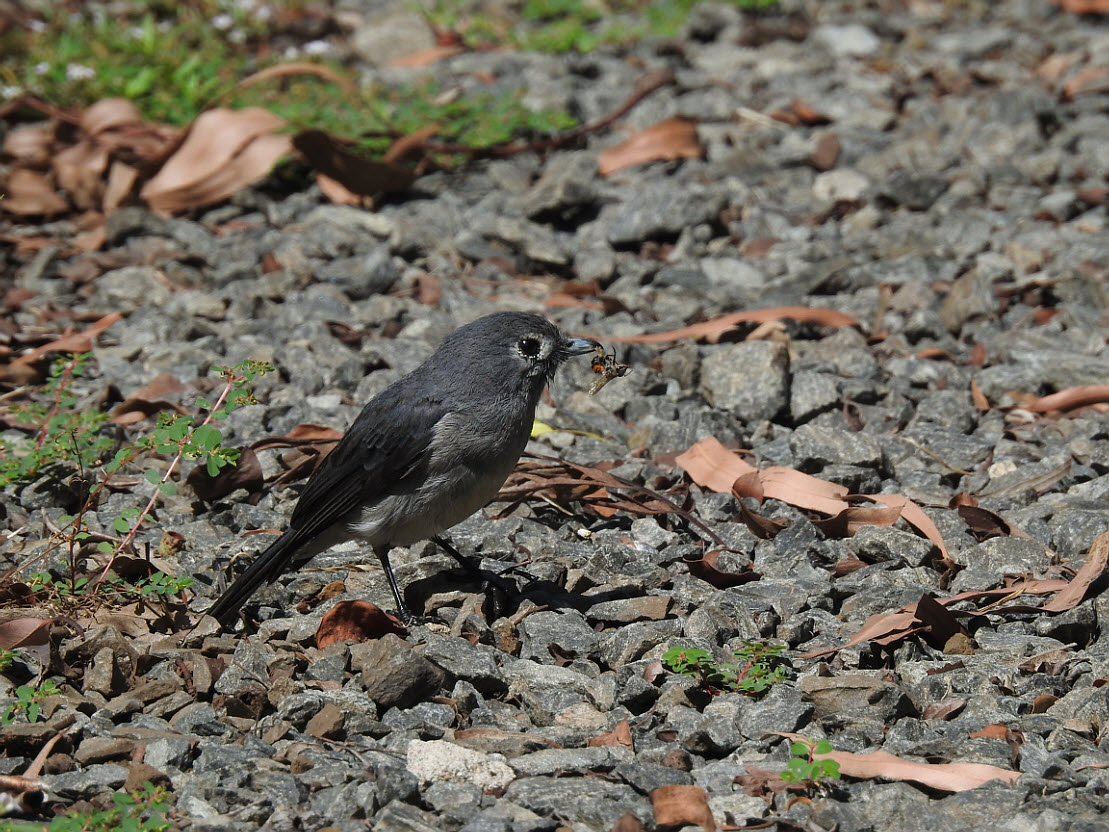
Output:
403,562,645,623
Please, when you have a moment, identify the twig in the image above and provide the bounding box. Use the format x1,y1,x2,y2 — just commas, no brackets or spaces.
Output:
416,70,676,159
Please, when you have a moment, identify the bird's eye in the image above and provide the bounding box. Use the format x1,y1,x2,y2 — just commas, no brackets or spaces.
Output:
517,336,542,358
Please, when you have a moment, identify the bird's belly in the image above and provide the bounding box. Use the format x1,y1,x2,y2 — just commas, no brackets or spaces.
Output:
350,461,515,548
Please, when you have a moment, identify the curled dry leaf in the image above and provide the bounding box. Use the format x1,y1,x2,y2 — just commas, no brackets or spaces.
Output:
604,306,859,344
1050,0,1109,13
2,123,53,165
293,129,417,199
0,168,69,216
1022,384,1109,413
141,107,292,214
13,311,123,366
316,600,407,649
1062,65,1109,98
683,549,759,589
649,784,716,832
232,62,357,97
598,116,702,176
775,733,1020,792
80,98,143,136
587,719,634,749
1040,530,1108,613
676,436,953,564
53,140,111,210
388,45,465,68
187,446,264,503
0,617,54,650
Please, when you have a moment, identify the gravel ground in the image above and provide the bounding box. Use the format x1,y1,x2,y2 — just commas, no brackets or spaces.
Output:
2,1,1109,830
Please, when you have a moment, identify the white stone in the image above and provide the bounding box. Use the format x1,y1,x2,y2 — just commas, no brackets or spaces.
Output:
406,739,515,792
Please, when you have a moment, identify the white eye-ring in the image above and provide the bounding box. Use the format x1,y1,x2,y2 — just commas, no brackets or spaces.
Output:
517,336,542,358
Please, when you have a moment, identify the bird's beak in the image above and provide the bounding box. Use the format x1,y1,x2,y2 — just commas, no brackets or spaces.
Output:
563,336,601,356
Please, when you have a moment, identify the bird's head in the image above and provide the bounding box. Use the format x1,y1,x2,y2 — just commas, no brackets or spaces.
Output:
437,311,599,395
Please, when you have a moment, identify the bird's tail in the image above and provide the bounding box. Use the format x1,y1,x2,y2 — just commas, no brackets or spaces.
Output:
206,531,306,625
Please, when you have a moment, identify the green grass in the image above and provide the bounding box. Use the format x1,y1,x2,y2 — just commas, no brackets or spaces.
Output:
430,0,781,54
0,0,578,152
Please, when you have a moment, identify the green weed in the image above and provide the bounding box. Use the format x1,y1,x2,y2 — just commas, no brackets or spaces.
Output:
1,679,60,725
0,357,271,612
662,641,788,696
780,737,841,789
8,782,178,831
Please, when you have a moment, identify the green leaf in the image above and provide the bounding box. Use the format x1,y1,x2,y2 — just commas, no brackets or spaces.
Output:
191,424,223,451
144,468,162,485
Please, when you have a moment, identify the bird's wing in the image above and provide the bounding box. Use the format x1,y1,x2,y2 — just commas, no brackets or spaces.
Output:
286,384,447,540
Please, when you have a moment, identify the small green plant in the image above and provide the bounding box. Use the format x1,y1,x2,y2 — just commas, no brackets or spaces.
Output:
430,0,781,54
1,358,271,611
780,737,841,788
1,679,60,725
0,354,112,489
662,641,788,696
0,648,16,672
39,782,175,832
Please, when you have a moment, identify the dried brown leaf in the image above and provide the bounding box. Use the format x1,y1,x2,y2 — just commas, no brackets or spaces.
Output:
684,549,759,589
784,736,1021,791
316,600,407,648
14,311,123,365
1022,385,1109,413
2,123,53,165
316,172,364,206
110,377,190,424
0,617,53,650
1041,530,1108,613
1051,1,1109,14
859,493,954,569
293,129,417,197
605,306,859,344
813,504,903,538
388,45,465,68
761,466,850,515
650,784,715,832
598,116,702,176
1063,65,1109,98
103,161,139,214
674,436,755,494
80,98,143,136
587,719,634,749
922,697,968,720
232,62,356,96
0,168,68,216
187,446,264,503
141,108,291,214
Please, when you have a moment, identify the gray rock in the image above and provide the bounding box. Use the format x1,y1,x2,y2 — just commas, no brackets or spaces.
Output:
813,23,882,57
604,186,724,246
880,171,949,211
351,634,450,712
790,371,841,423
790,423,885,471
700,341,790,424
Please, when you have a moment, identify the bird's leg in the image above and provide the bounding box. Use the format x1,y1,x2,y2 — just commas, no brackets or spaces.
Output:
432,535,513,621
375,546,420,625
432,535,477,569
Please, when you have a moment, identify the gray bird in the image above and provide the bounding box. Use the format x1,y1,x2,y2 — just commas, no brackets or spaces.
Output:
207,311,599,626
